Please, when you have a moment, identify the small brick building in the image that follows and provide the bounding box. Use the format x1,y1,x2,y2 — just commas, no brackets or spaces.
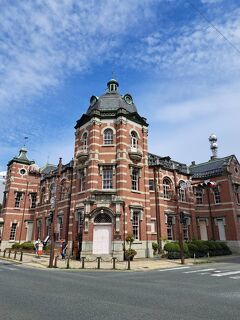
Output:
1,79,240,257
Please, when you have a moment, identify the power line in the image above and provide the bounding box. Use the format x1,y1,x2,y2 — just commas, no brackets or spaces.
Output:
186,0,240,56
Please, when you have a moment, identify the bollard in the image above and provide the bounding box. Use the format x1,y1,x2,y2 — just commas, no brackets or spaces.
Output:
207,251,210,262
97,257,101,269
127,257,131,270
3,249,6,258
14,250,17,260
20,250,23,262
67,256,70,269
8,249,11,258
194,253,196,264
112,257,117,270
54,256,58,268
81,257,85,269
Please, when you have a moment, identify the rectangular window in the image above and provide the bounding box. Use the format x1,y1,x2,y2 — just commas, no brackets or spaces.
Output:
179,189,186,202
9,223,17,240
131,168,139,191
79,170,86,192
183,221,189,240
234,185,240,204
30,193,37,208
167,216,173,240
149,179,154,191
132,212,140,240
213,187,221,204
102,167,113,189
15,192,23,208
195,187,203,205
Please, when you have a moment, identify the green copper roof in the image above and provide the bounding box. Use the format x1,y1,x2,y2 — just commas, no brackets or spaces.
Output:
8,147,35,166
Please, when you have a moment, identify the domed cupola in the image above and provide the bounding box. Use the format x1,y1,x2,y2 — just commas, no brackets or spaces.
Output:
86,79,138,115
107,78,119,92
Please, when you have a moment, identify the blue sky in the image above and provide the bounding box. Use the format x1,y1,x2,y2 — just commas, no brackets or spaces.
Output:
0,0,240,172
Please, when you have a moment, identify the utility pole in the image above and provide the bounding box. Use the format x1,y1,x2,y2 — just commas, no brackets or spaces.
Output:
173,168,185,265
49,158,62,268
153,166,161,254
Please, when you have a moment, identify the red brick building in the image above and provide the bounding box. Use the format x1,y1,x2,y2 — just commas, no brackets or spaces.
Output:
1,79,240,256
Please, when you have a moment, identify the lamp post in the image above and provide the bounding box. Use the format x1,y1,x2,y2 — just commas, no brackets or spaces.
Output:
48,158,62,268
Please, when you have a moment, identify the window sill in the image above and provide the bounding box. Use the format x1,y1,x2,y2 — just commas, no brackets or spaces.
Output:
101,144,115,147
131,190,141,194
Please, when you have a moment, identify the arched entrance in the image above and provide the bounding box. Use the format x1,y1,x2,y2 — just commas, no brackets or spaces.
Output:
92,211,112,255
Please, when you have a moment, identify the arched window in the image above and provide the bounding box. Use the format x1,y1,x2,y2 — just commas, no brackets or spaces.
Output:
131,131,138,149
94,212,112,223
178,181,186,202
103,129,113,145
82,132,88,149
163,178,172,199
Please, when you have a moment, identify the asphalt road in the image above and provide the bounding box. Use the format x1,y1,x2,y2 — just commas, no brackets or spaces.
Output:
0,258,240,320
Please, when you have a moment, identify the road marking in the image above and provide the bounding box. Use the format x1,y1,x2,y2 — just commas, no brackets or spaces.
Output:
158,266,190,272
230,276,240,280
184,268,215,274
212,271,240,277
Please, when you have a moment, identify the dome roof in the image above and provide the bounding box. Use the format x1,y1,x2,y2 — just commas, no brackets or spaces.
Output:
86,79,138,114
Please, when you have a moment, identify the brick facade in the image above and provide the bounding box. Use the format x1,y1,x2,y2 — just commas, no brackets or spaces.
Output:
1,79,240,256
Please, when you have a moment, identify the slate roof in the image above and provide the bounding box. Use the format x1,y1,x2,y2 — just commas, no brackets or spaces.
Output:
189,156,233,179
86,91,137,115
148,153,189,174
40,164,57,175
8,147,35,166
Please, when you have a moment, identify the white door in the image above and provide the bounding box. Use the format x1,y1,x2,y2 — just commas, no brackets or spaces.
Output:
92,224,112,254
26,222,33,242
199,221,208,240
217,219,226,240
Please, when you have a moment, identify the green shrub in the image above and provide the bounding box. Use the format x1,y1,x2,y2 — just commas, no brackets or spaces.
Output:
187,243,199,257
44,244,50,253
152,242,159,255
164,242,180,252
164,242,189,259
11,243,21,250
21,242,35,251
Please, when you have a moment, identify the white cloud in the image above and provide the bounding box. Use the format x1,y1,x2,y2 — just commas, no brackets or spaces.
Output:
0,0,155,110
126,6,240,79
146,81,240,164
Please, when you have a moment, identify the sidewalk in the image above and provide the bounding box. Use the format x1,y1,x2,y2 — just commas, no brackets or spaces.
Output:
1,252,239,271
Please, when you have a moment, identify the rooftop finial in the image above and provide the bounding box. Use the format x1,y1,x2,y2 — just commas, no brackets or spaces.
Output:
23,136,28,147
209,134,218,160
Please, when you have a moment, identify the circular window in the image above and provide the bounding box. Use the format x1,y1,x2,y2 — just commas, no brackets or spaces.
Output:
20,169,26,175
124,94,133,105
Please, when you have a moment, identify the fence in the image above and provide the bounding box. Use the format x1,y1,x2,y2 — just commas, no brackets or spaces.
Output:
54,256,132,270
0,248,23,261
